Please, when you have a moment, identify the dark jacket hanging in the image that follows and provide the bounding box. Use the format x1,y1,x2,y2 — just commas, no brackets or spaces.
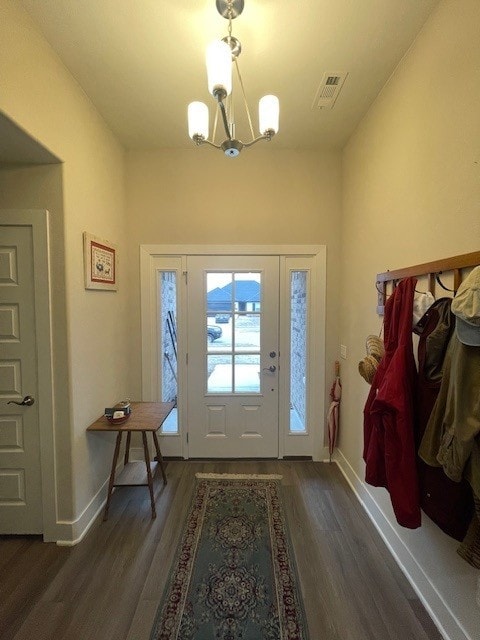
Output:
414,298,473,541
364,277,421,528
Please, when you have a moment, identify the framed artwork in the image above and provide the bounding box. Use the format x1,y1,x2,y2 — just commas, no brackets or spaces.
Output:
83,232,118,291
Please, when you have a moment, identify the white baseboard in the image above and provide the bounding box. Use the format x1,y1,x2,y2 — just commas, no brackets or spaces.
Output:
334,448,471,640
52,449,160,545
53,476,110,546
52,453,133,546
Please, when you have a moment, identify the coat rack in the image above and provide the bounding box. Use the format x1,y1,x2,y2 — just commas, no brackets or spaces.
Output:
376,251,480,315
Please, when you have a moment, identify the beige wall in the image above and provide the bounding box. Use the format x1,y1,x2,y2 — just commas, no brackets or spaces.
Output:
125,148,343,414
0,1,128,536
341,0,480,637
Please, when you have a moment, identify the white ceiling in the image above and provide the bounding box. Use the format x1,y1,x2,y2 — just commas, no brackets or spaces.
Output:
20,0,439,152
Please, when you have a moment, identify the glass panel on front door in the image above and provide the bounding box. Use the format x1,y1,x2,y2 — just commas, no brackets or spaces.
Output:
206,271,261,394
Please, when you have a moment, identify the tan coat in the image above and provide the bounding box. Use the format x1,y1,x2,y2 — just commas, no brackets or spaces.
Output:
419,334,480,497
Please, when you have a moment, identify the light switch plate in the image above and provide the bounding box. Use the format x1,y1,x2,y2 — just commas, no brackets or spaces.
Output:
340,344,347,359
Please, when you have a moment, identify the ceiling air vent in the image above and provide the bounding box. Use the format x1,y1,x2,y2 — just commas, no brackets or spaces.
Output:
312,72,348,109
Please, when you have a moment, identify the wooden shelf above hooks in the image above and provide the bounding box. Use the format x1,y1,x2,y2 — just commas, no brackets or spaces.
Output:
376,251,480,315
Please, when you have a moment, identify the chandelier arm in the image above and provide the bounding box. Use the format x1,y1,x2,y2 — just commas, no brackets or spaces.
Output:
202,138,223,149
192,134,222,149
241,132,274,148
234,58,255,140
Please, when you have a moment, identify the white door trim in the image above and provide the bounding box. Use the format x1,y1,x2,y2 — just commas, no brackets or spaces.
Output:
141,244,324,256
0,210,56,539
140,244,327,461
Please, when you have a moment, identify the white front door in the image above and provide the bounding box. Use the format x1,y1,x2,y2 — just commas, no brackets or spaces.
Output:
0,223,43,532
187,256,279,458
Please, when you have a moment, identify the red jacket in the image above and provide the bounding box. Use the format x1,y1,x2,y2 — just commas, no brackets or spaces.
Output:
363,277,421,528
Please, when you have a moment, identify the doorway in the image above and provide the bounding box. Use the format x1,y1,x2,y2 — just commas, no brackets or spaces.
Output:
140,245,326,461
0,210,54,534
187,255,279,457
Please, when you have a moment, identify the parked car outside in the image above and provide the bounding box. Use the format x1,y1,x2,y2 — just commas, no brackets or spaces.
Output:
207,325,223,342
215,314,230,323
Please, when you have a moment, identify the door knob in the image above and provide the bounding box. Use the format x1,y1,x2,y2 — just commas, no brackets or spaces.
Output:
262,365,276,373
7,395,35,406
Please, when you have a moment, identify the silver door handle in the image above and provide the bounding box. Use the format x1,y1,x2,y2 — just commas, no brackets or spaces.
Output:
7,395,35,406
262,365,276,373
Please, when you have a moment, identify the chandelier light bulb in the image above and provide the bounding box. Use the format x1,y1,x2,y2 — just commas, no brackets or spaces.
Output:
259,95,279,135
188,101,209,139
206,40,232,97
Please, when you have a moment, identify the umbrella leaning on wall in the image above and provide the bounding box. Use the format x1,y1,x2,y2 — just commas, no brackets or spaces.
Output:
327,360,342,462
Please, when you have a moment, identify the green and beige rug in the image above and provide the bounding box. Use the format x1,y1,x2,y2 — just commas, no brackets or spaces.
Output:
150,473,309,640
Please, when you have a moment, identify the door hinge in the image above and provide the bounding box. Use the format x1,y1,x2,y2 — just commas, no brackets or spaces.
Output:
186,432,189,443
183,270,188,284
186,353,188,365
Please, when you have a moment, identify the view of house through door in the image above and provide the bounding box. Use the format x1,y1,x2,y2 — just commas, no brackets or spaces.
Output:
186,256,280,457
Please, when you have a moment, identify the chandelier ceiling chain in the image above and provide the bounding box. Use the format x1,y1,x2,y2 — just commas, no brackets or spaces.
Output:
227,4,233,37
187,0,279,158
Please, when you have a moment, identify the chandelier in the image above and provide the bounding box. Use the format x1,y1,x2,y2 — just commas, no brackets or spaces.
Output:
187,0,279,158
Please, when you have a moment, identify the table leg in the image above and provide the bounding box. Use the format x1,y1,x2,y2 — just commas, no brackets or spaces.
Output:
104,431,123,521
152,431,167,485
124,431,131,465
142,431,156,518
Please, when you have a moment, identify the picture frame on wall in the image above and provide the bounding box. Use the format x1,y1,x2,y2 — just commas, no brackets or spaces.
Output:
83,232,118,291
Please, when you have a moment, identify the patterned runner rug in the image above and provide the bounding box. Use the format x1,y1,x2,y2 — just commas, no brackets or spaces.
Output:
150,473,309,640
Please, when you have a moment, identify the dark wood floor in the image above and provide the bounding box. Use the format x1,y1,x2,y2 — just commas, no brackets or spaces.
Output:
0,461,443,640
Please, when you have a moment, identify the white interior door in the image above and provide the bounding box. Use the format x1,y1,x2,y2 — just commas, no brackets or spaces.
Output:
0,223,43,532
187,255,279,457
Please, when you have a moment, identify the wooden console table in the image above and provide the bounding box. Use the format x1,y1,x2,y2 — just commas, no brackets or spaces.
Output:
87,401,175,520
